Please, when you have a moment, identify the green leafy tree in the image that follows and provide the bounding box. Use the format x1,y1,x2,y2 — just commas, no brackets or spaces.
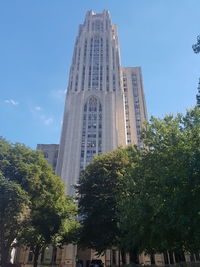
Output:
116,147,144,263
0,177,30,267
119,107,200,255
76,107,200,259
17,181,78,267
193,35,200,53
77,146,143,263
0,138,78,267
78,148,130,254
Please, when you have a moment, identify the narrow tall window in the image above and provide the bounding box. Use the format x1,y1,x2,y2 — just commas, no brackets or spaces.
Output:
80,96,102,169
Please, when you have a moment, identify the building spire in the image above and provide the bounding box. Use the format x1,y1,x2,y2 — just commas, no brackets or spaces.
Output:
196,78,200,107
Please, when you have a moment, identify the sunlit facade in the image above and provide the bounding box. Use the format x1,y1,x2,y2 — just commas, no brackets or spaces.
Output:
56,10,147,195
14,10,200,267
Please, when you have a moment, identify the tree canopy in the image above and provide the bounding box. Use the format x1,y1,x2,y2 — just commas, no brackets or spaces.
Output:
78,148,130,253
193,35,200,53
0,138,78,267
77,107,200,259
119,107,200,254
0,177,30,266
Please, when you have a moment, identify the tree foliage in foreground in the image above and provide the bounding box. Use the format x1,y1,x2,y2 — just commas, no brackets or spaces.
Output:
0,138,78,267
0,177,30,266
78,107,200,257
77,148,130,253
193,35,200,53
119,107,200,254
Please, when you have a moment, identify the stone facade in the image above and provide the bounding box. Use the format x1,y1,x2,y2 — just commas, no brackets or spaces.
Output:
37,144,59,172
14,10,148,267
13,9,200,267
56,10,147,196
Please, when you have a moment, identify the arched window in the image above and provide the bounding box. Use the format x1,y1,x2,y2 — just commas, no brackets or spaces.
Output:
80,96,102,169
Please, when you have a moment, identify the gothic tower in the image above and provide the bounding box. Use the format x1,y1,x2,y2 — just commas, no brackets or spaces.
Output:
56,10,147,195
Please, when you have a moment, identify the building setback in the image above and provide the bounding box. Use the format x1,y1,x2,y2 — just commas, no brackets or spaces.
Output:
36,144,59,172
56,10,147,195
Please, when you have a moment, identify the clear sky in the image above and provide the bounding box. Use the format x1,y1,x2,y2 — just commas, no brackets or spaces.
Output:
0,0,199,149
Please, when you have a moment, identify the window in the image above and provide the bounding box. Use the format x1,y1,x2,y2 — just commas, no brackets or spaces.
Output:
92,20,103,31
80,96,102,169
44,152,48,158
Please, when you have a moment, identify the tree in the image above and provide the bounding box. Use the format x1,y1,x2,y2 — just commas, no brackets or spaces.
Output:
17,181,78,267
0,177,30,267
193,35,200,53
77,107,200,259
0,138,78,267
119,107,200,255
77,148,130,254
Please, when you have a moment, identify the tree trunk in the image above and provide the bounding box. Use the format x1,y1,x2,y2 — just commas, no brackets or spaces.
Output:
121,249,126,264
129,249,138,264
0,228,11,267
0,245,10,267
118,250,120,267
33,245,41,267
150,253,155,265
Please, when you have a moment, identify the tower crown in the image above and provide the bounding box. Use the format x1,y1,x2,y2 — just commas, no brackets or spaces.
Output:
82,10,112,34
68,10,121,93
56,10,147,196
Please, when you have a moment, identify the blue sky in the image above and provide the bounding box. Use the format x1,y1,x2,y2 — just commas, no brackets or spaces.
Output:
0,0,199,149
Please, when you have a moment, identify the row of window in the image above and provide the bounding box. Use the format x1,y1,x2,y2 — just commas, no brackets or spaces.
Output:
70,35,118,91
85,17,111,32
131,73,143,148
80,96,102,169
122,74,132,144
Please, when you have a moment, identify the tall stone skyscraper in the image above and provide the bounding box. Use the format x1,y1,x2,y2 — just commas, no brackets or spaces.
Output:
14,10,149,267
56,10,147,195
